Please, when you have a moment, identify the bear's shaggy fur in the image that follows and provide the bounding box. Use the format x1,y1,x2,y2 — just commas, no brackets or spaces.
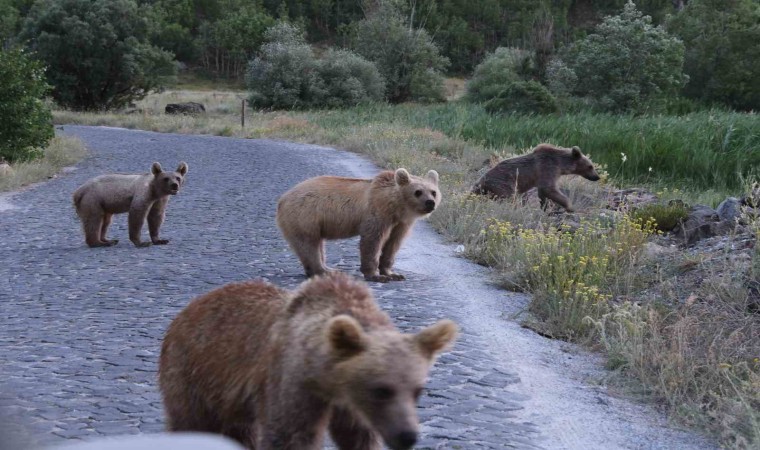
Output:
72,162,188,247
471,144,600,212
276,168,441,282
159,272,458,450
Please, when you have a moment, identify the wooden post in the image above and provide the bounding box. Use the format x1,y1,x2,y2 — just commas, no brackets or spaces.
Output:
241,99,246,128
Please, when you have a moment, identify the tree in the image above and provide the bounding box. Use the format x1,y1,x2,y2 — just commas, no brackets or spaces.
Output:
0,47,53,162
351,2,448,103
465,47,534,103
20,0,176,111
560,1,686,112
668,0,760,111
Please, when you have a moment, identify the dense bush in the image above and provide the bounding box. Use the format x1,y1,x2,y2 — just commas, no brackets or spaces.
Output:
465,47,534,103
560,1,687,112
20,0,176,111
0,0,20,44
247,23,384,109
0,47,54,162
668,0,760,111
352,3,448,103
315,49,385,107
483,80,558,115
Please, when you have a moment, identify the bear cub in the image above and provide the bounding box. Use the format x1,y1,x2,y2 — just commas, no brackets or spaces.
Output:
72,162,188,247
159,272,458,450
471,143,599,212
277,168,441,282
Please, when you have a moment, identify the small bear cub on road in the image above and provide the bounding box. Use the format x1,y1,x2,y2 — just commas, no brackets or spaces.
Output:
277,168,441,282
471,144,600,212
72,162,188,247
159,272,458,450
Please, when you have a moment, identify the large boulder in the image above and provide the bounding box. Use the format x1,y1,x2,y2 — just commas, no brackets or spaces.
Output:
165,102,206,115
716,197,742,223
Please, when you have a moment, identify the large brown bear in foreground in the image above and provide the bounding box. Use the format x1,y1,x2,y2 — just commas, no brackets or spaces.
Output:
72,162,188,247
276,168,441,282
159,272,458,450
471,144,599,212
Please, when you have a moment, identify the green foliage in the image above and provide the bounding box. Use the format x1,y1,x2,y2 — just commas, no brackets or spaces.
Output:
668,0,760,111
631,202,689,232
0,47,53,162
561,1,687,112
351,3,448,103
465,47,534,103
196,5,275,79
316,49,385,107
0,0,20,44
20,0,177,111
247,22,384,109
483,80,558,115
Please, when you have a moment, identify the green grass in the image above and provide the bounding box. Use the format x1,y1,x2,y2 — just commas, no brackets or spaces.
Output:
298,103,760,196
0,135,88,192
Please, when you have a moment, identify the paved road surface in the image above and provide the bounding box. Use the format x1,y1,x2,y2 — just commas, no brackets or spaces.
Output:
0,127,713,449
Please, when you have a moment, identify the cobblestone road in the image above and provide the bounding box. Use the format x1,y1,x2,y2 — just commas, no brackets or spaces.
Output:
0,127,539,449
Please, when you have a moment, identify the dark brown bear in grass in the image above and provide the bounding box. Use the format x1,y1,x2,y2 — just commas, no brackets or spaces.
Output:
276,168,441,282
159,272,458,450
72,162,188,247
471,144,600,212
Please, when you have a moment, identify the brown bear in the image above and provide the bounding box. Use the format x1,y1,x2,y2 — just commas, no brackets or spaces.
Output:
471,144,600,212
158,272,458,450
276,168,441,282
72,162,188,247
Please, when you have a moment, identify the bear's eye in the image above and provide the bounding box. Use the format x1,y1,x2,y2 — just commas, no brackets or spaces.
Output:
370,386,395,401
414,190,423,197
413,387,424,400
431,191,437,198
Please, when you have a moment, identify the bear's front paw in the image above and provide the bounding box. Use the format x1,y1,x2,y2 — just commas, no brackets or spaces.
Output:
365,274,392,283
104,239,119,246
387,273,406,281
152,239,170,245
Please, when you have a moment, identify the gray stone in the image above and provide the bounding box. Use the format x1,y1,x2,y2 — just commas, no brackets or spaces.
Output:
164,102,205,115
716,197,741,222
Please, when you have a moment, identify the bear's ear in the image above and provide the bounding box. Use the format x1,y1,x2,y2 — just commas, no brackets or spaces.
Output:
151,162,163,176
426,170,439,186
395,168,410,186
414,319,458,359
176,162,189,176
327,315,367,359
571,146,582,159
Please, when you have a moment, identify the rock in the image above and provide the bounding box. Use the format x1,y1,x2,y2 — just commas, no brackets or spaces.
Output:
165,102,206,115
716,197,742,222
673,204,735,246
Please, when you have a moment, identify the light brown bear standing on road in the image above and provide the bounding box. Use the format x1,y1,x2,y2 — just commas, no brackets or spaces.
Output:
277,168,440,282
72,162,188,247
159,272,458,450
471,144,600,212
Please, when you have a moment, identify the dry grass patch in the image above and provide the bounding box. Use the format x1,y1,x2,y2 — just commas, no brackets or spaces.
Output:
0,135,87,192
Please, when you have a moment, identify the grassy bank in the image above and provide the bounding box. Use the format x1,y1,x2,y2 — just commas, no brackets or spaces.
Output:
54,91,760,446
0,135,88,192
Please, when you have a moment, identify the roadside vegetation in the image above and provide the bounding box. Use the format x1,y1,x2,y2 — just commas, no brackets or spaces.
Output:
5,0,760,446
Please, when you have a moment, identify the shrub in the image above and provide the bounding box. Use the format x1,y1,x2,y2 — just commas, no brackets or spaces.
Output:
0,47,54,162
465,47,534,103
668,0,760,111
352,3,448,103
562,1,687,113
20,0,176,111
483,80,558,115
247,23,384,109
315,49,385,107
247,23,320,109
631,202,689,232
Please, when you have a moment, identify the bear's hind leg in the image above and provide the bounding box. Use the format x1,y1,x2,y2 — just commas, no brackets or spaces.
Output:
83,213,111,248
329,407,381,450
99,213,118,245
288,236,329,277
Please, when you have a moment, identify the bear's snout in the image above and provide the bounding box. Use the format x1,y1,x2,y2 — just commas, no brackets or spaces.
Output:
390,430,418,449
170,182,180,193
584,173,601,182
424,200,436,212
